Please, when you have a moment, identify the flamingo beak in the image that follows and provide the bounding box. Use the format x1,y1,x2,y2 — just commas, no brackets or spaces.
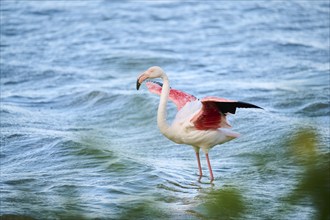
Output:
136,73,148,90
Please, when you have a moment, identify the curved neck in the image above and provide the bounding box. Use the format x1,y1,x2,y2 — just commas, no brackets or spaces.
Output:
157,74,170,135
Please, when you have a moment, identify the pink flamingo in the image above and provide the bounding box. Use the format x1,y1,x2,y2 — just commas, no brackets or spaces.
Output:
136,66,262,182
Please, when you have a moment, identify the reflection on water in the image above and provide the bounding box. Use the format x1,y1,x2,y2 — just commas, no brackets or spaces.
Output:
1,0,329,219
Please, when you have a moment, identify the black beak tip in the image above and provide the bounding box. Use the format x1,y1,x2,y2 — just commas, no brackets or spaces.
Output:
136,80,141,90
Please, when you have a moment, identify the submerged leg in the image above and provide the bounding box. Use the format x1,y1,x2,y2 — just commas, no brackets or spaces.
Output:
205,153,214,182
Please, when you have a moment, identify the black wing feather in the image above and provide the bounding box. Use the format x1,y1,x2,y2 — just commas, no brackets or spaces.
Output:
215,101,263,114
151,81,163,87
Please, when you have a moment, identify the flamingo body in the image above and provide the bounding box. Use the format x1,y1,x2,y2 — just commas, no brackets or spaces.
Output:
146,81,238,150
137,66,262,181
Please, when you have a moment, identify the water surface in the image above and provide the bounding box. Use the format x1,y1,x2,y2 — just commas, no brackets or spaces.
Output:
1,1,329,219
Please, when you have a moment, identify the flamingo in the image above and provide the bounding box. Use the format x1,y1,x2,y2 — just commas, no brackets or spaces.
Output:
136,66,262,182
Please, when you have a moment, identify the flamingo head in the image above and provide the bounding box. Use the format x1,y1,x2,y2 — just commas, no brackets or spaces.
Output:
136,66,165,90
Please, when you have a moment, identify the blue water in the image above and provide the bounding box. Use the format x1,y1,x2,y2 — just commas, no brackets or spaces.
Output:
1,1,329,219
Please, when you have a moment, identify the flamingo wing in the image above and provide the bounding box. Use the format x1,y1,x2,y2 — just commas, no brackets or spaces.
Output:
146,81,197,110
191,96,262,130
201,96,263,114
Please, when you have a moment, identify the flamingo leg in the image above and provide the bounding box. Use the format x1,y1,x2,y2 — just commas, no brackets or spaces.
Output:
205,153,214,182
195,151,203,178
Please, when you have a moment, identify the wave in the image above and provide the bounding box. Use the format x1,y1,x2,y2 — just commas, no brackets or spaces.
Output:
298,102,330,117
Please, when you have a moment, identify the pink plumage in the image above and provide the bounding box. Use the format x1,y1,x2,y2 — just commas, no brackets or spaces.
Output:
146,81,197,111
